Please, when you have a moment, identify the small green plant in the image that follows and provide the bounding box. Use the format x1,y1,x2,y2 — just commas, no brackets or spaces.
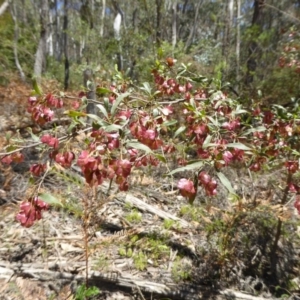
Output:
74,284,100,300
93,254,109,271
179,205,204,222
133,251,148,270
163,218,175,229
142,233,170,262
125,209,142,223
118,247,133,257
171,257,192,282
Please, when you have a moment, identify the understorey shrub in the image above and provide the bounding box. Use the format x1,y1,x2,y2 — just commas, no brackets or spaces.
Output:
1,57,300,295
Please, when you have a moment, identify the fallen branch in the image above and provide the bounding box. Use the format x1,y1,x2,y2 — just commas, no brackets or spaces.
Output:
0,261,275,300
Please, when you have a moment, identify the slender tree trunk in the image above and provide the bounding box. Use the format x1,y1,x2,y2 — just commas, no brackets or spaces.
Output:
10,1,25,81
171,0,177,49
245,0,265,85
33,0,48,82
100,0,106,37
48,10,53,57
236,0,241,87
155,0,162,47
222,0,234,78
184,0,202,52
63,0,69,90
54,0,61,61
0,0,9,17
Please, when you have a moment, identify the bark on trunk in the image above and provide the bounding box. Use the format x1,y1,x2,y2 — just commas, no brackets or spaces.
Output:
155,0,162,47
99,0,106,37
0,0,9,17
184,1,202,52
33,0,48,82
10,1,25,81
236,0,241,88
171,0,177,48
63,0,69,90
245,0,265,85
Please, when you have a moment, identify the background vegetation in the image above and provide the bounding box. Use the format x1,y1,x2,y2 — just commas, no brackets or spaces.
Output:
0,0,299,106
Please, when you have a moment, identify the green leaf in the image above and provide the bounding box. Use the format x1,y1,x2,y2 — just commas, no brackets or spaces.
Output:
96,104,109,118
104,124,123,132
26,127,40,142
126,141,153,154
38,193,62,207
140,82,152,95
233,105,248,115
6,145,17,152
111,92,130,117
243,126,266,136
174,125,186,138
206,116,219,127
216,172,236,195
32,78,43,96
162,119,178,127
226,143,252,150
167,160,204,176
96,87,111,96
190,76,207,83
154,153,167,163
86,113,106,123
65,110,86,118
202,134,213,149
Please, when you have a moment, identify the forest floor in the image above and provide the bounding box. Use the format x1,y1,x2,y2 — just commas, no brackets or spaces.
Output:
1,77,300,300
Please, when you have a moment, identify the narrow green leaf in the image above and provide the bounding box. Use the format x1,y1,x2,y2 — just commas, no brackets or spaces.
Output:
162,119,178,127
96,104,109,118
154,153,167,163
86,113,103,122
38,193,62,206
226,143,252,150
234,106,248,115
206,116,219,127
104,124,123,132
140,82,152,95
111,92,130,116
202,134,212,149
243,126,266,136
216,172,236,195
174,125,186,138
126,141,153,154
65,110,86,117
190,76,207,82
26,128,40,142
96,87,111,96
32,78,43,96
167,161,204,176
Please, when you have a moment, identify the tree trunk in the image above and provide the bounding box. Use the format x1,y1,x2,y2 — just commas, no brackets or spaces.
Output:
33,0,48,82
236,0,241,88
171,0,177,49
10,1,25,81
222,0,234,78
245,0,265,85
184,1,202,52
63,0,69,90
0,0,9,17
99,0,106,37
48,9,53,57
155,0,162,47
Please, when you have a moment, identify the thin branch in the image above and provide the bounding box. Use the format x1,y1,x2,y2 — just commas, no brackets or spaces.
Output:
263,3,300,24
